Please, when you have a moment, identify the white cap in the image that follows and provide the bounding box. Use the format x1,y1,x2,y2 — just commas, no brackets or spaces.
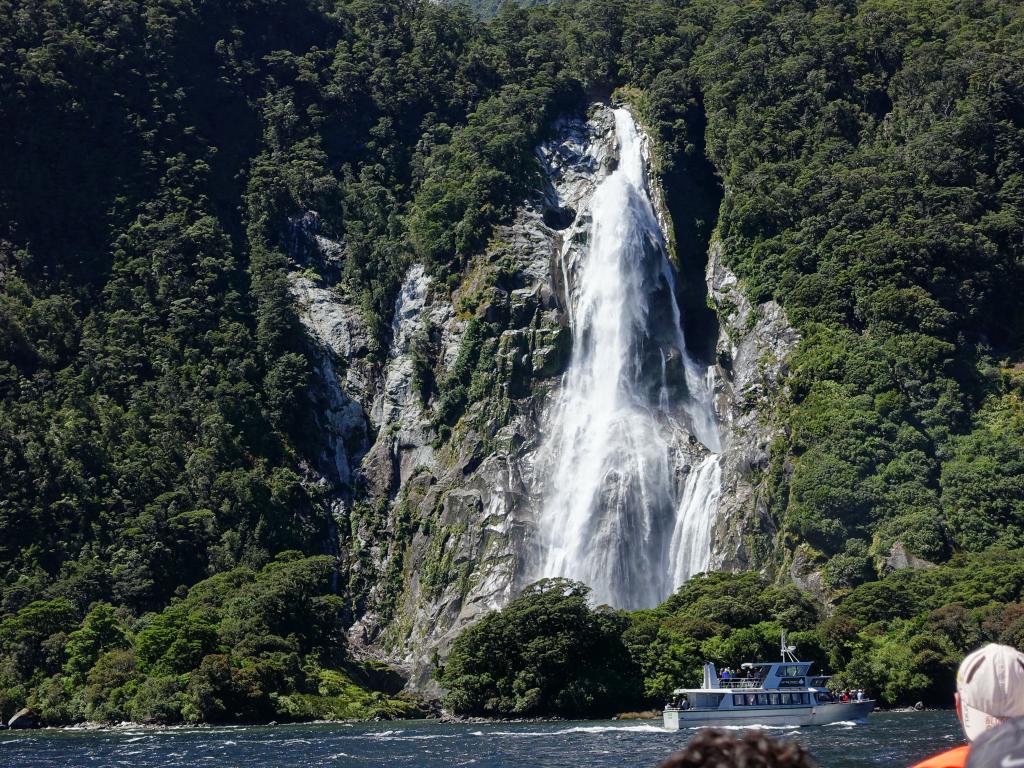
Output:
958,643,1024,742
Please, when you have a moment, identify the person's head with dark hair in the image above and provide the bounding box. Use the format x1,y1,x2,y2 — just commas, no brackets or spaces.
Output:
657,727,816,768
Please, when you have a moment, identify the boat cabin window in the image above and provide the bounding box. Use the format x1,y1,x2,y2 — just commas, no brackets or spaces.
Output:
741,663,771,680
779,664,810,678
731,692,809,707
695,693,724,708
815,692,834,703
732,694,761,707
779,693,808,705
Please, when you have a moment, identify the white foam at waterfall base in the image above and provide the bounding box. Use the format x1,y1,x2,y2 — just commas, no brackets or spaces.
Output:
534,108,722,609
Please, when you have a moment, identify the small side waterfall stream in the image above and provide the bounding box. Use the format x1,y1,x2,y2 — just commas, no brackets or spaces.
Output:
534,108,722,609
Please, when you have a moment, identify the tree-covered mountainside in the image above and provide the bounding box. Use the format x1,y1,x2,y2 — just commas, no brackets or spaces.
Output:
443,0,557,21
699,0,1024,573
2,0,1023,723
0,0,551,721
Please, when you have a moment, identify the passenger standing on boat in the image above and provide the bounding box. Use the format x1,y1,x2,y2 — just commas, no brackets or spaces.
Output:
722,667,731,680
910,644,1024,768
681,695,691,711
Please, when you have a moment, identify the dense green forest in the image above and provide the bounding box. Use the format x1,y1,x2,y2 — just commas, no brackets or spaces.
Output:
2,0,1023,723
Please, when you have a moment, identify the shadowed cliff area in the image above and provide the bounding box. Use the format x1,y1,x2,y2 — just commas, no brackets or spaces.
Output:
661,96,722,365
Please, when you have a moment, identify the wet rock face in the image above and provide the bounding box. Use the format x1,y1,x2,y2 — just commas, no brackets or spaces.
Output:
545,107,616,310
370,112,625,687
706,240,799,572
789,544,828,604
291,275,372,493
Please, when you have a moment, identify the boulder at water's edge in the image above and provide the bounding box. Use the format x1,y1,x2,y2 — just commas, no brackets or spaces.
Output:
8,707,43,729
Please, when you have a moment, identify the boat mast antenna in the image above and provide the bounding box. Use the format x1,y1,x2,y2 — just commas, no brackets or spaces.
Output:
780,630,799,663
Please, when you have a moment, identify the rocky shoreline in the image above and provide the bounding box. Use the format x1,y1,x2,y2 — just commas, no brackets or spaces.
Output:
0,706,951,734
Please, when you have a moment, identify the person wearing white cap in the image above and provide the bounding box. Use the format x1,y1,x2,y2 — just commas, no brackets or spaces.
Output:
965,716,1024,768
910,643,1024,768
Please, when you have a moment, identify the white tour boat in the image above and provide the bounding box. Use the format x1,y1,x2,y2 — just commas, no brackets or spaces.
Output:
662,632,874,730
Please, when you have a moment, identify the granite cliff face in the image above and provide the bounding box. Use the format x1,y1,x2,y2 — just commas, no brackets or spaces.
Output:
286,105,797,688
706,240,799,573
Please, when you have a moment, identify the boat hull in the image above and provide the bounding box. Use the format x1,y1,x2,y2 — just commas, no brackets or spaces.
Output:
663,701,874,730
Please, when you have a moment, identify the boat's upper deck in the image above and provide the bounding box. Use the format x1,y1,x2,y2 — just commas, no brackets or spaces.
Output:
667,633,844,709
679,660,832,694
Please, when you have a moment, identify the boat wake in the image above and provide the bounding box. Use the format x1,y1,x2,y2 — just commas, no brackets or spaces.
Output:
472,724,668,738
371,731,455,741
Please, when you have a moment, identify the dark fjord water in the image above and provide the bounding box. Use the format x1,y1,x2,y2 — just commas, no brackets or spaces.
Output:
0,711,960,767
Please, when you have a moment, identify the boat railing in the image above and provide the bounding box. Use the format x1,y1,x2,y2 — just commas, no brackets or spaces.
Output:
717,677,761,689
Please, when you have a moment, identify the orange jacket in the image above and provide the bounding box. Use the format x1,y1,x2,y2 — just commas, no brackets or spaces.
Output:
909,745,969,768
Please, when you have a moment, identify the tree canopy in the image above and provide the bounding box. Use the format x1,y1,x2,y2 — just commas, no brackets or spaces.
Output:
439,579,642,717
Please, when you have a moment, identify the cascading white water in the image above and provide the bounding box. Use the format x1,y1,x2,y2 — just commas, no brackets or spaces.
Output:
669,454,723,587
534,108,722,609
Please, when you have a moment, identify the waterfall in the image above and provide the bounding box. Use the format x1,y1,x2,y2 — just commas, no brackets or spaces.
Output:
534,108,722,609
669,454,723,586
